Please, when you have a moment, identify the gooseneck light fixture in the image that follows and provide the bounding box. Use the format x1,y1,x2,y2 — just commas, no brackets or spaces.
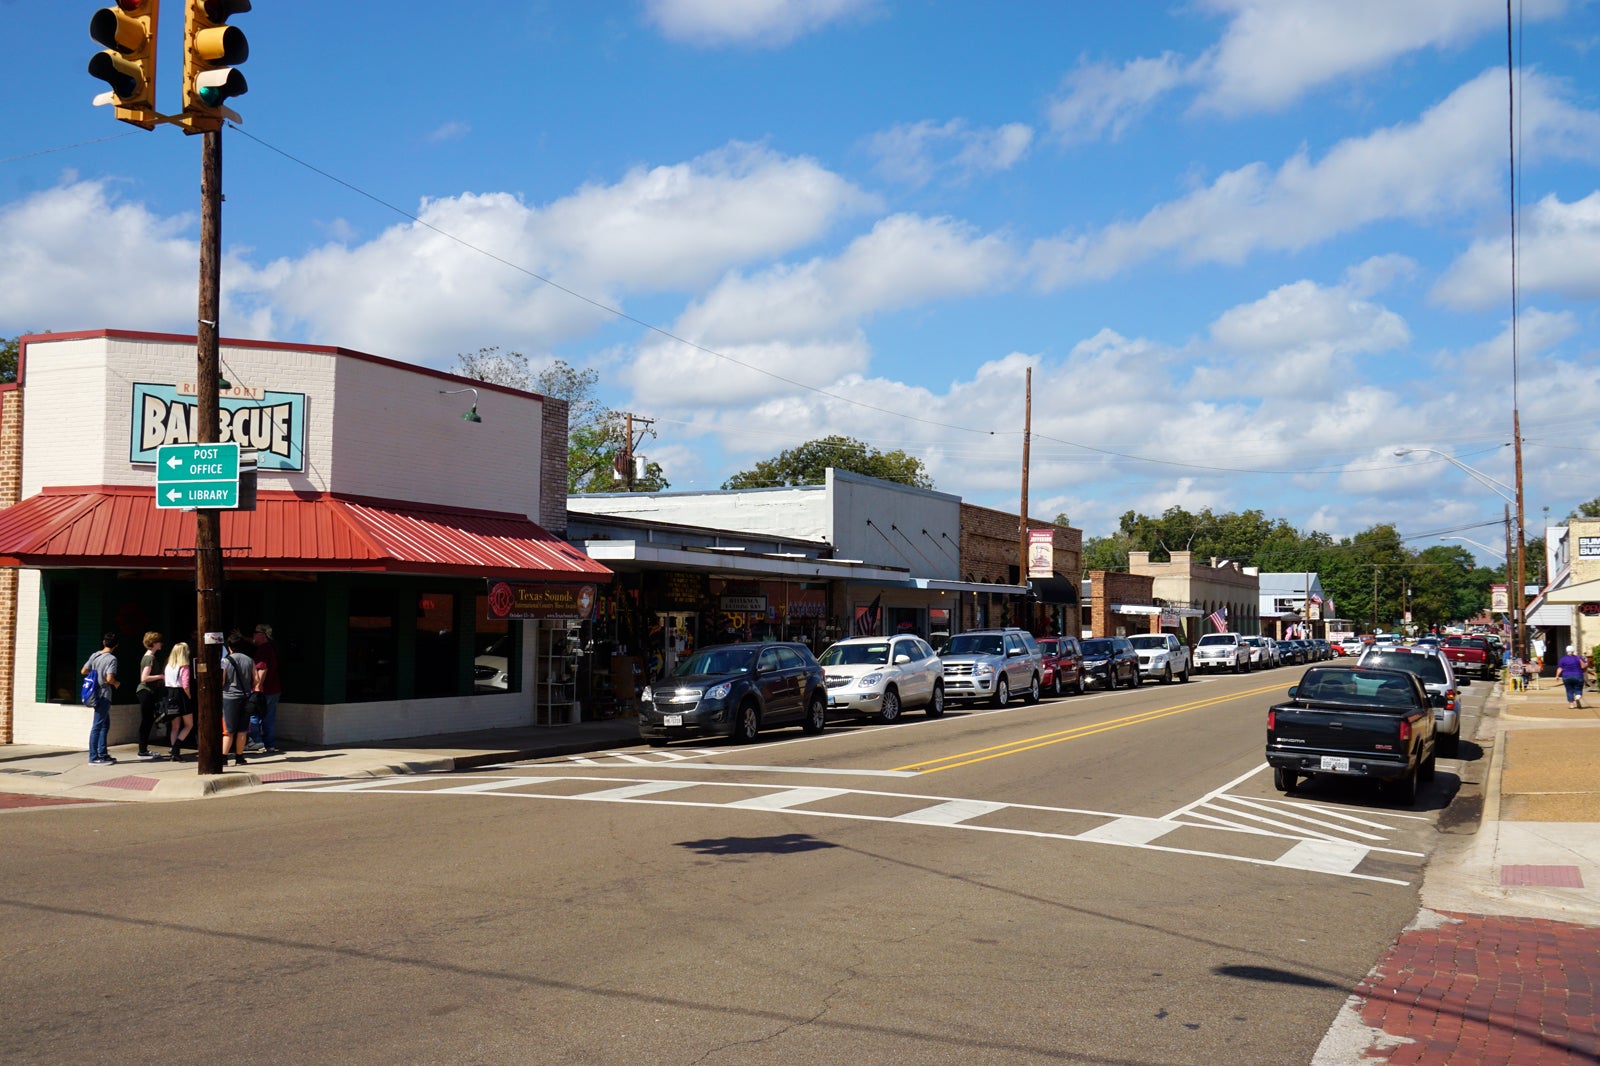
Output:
439,387,482,423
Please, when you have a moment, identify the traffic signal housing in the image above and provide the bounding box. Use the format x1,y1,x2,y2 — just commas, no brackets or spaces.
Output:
88,0,161,129
181,0,250,133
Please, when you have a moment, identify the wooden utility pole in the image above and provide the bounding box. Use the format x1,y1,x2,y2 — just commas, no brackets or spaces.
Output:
1018,368,1032,590
194,128,225,775
623,412,634,492
1513,411,1528,661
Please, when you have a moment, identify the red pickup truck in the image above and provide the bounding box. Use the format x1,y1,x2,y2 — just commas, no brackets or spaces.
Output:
1441,636,1496,680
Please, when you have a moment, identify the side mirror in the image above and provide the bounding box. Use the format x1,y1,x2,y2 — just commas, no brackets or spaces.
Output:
1287,686,1299,699
894,654,911,665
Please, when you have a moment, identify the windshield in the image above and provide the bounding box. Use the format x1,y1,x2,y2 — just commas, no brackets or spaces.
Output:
674,647,756,677
945,634,1004,657
1298,667,1420,709
1362,651,1447,684
1128,636,1168,650
1198,634,1235,646
819,642,889,667
1081,639,1113,657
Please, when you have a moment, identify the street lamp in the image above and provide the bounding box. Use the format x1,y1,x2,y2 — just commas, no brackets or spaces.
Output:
1394,445,1526,661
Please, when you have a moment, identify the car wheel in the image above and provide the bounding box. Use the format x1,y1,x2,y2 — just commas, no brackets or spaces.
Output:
1051,673,1062,698
732,702,760,744
801,693,827,735
1075,673,1086,696
925,682,946,718
1104,670,1116,691
1162,665,1173,684
878,687,902,723
1132,666,1142,687
1420,748,1437,782
1273,767,1297,793
993,677,1010,707
1181,663,1191,683
1025,674,1041,704
1385,769,1418,806
647,738,669,748
1235,658,1246,675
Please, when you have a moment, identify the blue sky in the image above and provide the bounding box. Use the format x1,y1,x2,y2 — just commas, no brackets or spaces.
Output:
5,1,1599,560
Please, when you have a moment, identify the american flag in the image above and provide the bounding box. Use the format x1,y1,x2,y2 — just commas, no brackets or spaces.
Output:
1207,606,1228,632
1310,592,1323,605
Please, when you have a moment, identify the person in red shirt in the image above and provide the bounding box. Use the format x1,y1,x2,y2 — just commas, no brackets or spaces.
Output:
249,624,284,755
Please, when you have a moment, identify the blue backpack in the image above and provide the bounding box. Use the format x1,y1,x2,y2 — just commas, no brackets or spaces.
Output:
80,668,99,706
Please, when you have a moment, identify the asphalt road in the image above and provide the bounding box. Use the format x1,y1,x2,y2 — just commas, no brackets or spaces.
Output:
0,664,1492,1065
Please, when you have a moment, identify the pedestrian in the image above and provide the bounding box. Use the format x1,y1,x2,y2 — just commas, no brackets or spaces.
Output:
134,631,166,759
163,641,196,760
80,632,120,765
1557,644,1588,710
220,631,257,767
248,623,283,755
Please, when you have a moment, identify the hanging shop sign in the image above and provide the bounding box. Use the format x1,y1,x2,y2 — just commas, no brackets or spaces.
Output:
1491,584,1509,612
130,382,308,472
1579,602,1600,617
720,595,767,613
487,581,598,621
1579,537,1600,558
649,571,710,611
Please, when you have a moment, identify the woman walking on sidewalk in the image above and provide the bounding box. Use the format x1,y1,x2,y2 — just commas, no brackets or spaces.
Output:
1557,644,1588,709
163,642,195,760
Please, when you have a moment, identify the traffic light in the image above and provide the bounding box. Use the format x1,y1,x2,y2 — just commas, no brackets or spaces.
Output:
181,0,250,133
88,0,161,130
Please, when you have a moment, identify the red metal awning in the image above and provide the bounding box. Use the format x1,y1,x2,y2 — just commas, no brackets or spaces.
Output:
0,487,610,581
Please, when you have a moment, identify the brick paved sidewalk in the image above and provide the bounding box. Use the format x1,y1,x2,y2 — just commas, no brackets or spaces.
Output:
1347,909,1600,1064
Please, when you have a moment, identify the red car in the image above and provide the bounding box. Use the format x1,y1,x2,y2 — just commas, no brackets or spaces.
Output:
1035,636,1086,697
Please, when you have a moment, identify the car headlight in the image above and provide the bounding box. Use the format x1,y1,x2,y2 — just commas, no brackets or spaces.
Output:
858,672,884,688
704,682,732,701
974,663,994,676
640,685,653,702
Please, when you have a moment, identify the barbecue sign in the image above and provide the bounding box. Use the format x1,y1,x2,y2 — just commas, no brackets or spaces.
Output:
130,383,306,472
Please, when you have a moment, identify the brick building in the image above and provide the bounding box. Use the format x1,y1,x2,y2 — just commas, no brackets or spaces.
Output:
1129,550,1260,642
0,330,607,747
958,503,1082,638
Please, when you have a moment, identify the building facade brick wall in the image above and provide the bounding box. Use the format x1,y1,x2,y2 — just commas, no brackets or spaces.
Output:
959,503,1083,636
1087,571,1158,638
1129,549,1261,642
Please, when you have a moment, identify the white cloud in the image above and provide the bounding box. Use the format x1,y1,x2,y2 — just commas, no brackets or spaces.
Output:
427,121,470,143
1047,53,1193,144
644,0,878,47
1433,192,1600,309
1194,0,1570,114
1030,70,1600,287
868,120,1034,186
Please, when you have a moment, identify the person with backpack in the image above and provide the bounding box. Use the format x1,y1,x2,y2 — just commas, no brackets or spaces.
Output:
221,631,257,767
134,631,167,759
163,641,196,761
80,632,121,765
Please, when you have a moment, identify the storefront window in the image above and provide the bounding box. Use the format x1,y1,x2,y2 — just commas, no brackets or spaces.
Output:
414,592,459,698
346,588,397,702
43,578,81,703
473,594,516,695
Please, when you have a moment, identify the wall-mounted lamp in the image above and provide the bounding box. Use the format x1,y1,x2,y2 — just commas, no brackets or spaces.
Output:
439,387,482,423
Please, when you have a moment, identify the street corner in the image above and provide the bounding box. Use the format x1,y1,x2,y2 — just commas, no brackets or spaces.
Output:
1317,909,1600,1065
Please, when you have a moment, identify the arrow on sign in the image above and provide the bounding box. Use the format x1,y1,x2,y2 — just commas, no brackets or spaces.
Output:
166,488,183,502
166,455,183,469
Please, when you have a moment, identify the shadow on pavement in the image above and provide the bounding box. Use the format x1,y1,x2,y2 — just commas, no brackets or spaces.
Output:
675,834,839,856
1213,964,1343,990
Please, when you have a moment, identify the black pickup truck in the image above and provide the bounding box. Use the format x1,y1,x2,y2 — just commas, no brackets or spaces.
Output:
1265,665,1439,805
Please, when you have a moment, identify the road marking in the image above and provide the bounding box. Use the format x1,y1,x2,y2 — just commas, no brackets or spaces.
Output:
893,799,1008,825
557,760,920,779
895,682,1286,774
286,773,1417,885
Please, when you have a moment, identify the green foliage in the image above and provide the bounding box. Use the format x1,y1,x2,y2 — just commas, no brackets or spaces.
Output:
1,335,20,384
449,347,667,493
1571,497,1600,520
721,435,933,490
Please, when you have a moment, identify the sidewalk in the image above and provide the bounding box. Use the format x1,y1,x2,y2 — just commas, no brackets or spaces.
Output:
1316,679,1600,1064
0,717,642,805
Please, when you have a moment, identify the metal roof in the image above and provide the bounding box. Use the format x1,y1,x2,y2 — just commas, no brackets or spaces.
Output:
0,487,610,581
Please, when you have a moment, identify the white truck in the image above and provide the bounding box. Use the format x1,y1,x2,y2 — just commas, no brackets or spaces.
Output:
1193,632,1250,674
1129,633,1191,683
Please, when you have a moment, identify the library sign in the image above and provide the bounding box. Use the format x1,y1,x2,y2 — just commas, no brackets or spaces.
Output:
487,581,597,621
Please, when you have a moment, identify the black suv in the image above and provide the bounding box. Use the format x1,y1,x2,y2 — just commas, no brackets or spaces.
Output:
638,642,827,746
1080,636,1141,689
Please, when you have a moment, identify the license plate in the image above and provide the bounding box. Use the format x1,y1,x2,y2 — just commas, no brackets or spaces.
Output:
663,714,683,727
1319,756,1350,772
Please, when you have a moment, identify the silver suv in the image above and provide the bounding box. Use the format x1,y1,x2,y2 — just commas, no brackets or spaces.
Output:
939,628,1043,707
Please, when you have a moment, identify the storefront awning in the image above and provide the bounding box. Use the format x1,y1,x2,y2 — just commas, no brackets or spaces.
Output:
578,539,909,583
1028,576,1078,604
1540,576,1600,604
1111,604,1206,617
0,487,610,581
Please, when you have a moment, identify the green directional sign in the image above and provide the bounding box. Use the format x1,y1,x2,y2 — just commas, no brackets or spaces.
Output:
156,442,240,509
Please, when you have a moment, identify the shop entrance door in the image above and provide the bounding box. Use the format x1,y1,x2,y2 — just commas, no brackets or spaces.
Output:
655,613,697,679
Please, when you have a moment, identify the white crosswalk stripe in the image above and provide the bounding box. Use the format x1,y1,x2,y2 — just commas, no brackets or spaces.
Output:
285,773,1424,885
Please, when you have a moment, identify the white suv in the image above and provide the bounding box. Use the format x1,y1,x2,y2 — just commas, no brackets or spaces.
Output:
1194,632,1250,674
818,635,945,722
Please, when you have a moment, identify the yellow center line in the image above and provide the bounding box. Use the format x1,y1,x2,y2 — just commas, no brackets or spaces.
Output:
894,681,1285,774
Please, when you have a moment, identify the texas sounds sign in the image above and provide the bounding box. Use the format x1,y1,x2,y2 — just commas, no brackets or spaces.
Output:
130,383,307,472
487,582,597,621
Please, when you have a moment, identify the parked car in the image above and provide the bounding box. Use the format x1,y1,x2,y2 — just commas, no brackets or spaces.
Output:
1129,632,1191,683
1081,636,1141,689
1441,636,1496,680
1037,636,1086,697
638,642,828,746
818,635,944,722
1240,635,1277,669
1278,639,1307,666
1357,644,1466,755
1194,632,1250,674
474,634,511,692
940,628,1044,707
1311,639,1332,661
1266,664,1439,805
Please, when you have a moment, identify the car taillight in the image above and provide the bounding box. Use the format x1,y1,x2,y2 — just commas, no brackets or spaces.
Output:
1267,710,1276,730
1398,718,1411,742
1447,690,1458,711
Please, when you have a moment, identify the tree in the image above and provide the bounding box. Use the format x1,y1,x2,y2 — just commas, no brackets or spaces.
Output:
449,347,667,493
721,435,933,490
1,335,20,384
1570,497,1600,520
